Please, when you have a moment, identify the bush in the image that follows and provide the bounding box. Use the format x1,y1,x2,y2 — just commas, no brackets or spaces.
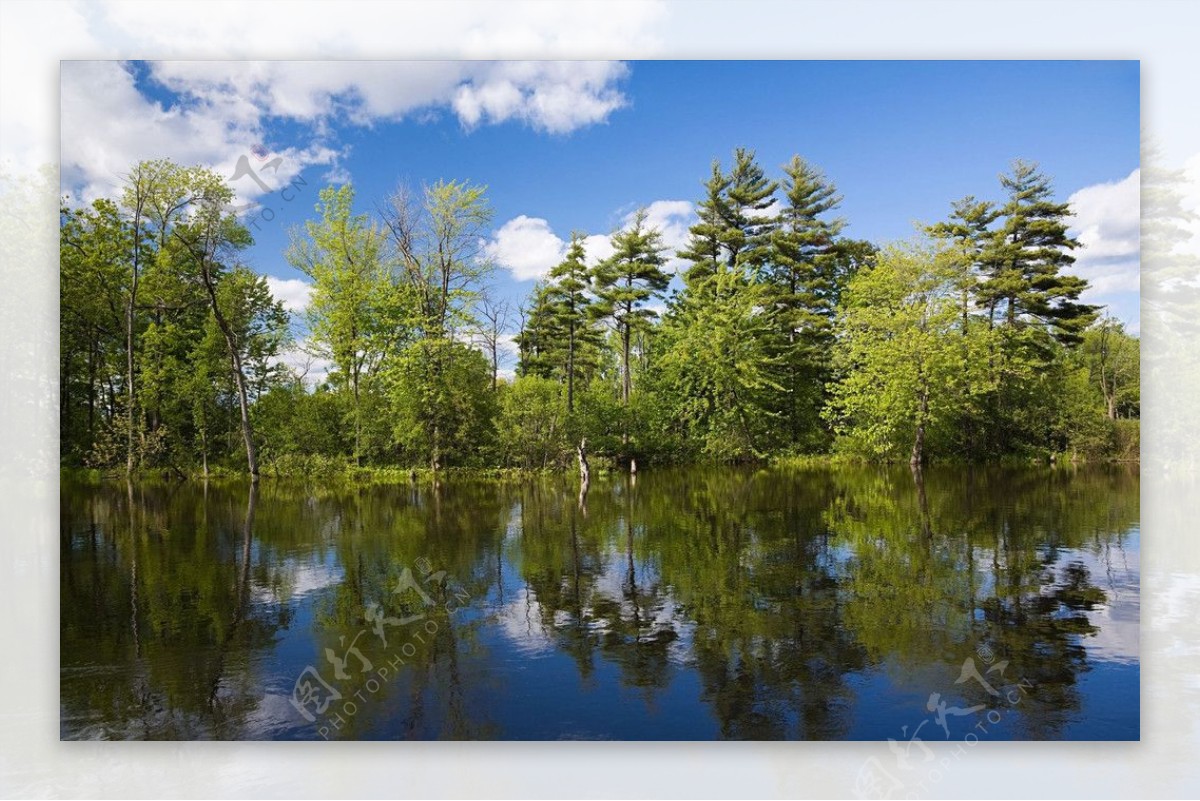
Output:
1112,419,1139,462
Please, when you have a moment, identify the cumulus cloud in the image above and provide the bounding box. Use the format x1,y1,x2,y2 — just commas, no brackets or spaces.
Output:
486,199,694,280
60,61,341,206
482,215,569,281
271,339,333,387
60,59,631,204
1067,169,1140,320
265,276,313,314
640,199,695,272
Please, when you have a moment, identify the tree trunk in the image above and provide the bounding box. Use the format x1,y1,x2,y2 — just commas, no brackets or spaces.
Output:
576,437,590,487
567,321,576,413
910,384,928,467
352,370,362,467
621,323,632,406
125,278,138,476
200,265,259,481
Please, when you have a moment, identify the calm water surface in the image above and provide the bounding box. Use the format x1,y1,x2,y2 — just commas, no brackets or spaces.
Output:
60,465,1139,740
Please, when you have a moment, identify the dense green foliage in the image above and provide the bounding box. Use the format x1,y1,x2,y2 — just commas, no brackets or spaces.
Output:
61,154,1138,476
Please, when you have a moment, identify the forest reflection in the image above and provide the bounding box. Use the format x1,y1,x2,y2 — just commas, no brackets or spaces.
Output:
61,464,1139,740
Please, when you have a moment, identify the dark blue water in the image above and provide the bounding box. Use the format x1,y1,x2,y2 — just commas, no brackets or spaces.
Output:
60,465,1139,740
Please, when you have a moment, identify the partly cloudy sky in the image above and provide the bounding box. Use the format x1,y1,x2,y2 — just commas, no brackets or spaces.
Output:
57,59,1144,373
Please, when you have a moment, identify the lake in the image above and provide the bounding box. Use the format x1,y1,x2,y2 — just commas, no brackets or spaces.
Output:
60,464,1139,740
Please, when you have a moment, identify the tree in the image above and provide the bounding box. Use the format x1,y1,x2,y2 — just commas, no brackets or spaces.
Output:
496,375,570,468
658,268,782,460
591,208,669,407
766,155,846,447
166,170,264,478
472,295,513,392
514,280,558,380
677,162,733,288
1082,316,1139,420
723,147,778,271
390,340,497,467
983,160,1098,345
826,239,974,464
381,179,494,469
543,232,604,412
59,199,130,464
677,148,778,287
288,183,406,466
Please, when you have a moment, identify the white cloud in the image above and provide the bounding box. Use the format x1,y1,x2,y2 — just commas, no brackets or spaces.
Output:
271,339,333,387
60,61,341,206
486,199,694,281
265,276,313,313
453,61,628,134
1070,168,1140,263
640,199,695,272
1067,169,1141,323
59,59,631,204
483,215,569,281
582,233,616,266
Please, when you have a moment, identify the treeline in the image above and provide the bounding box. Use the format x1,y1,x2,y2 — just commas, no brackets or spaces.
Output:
60,152,1139,477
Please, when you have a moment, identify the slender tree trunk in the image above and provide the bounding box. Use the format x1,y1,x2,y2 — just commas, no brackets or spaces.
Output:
352,369,362,467
200,265,259,481
576,437,590,487
491,341,499,392
87,334,96,441
125,274,138,476
125,195,145,477
567,320,576,413
621,322,631,406
911,377,928,467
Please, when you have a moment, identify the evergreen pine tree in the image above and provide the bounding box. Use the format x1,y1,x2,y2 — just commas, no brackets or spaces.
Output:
543,232,603,412
592,208,669,406
983,160,1098,345
767,155,845,445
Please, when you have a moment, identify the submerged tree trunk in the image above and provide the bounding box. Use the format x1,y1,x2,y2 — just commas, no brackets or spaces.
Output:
576,437,590,488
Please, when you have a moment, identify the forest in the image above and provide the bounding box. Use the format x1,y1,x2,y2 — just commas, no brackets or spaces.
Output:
59,151,1140,478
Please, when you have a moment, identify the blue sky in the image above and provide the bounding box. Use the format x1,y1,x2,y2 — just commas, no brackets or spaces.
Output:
60,60,1141,373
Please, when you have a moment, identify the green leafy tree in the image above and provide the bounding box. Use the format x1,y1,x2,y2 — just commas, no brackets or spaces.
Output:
288,184,407,465
381,180,494,469
543,233,604,412
658,268,782,460
496,375,570,468
390,340,497,467
827,239,977,464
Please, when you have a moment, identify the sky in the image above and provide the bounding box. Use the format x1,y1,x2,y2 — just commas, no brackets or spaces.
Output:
59,59,1142,377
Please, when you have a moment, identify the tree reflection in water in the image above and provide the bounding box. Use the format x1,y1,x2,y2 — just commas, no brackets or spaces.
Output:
60,464,1138,740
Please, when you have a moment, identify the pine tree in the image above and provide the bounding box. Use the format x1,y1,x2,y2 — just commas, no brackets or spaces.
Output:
767,156,845,446
724,147,778,271
927,195,1000,334
543,232,603,412
592,208,669,406
677,148,777,289
514,280,558,379
677,161,733,288
983,160,1098,345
